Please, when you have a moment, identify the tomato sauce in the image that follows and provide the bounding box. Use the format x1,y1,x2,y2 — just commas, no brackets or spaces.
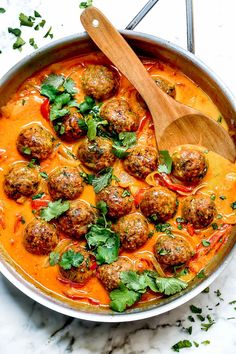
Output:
0,52,235,309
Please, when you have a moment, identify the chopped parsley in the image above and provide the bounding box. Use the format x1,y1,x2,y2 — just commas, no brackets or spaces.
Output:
79,0,93,9
211,223,218,230
8,27,22,37
44,26,53,39
201,340,210,345
219,195,226,200
158,150,172,174
188,315,195,322
112,132,137,159
80,172,95,185
190,304,202,314
32,192,44,200
13,37,26,51
197,269,206,279
0,8,6,13
27,158,38,168
40,171,48,179
217,115,223,123
19,13,34,27
202,239,211,247
29,38,38,49
49,251,60,266
156,223,173,236
121,190,131,198
34,10,41,18
171,340,192,352
21,146,31,155
201,315,215,331
40,199,69,221
210,194,216,201
230,201,236,210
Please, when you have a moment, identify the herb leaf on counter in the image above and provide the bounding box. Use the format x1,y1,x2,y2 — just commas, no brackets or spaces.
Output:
13,37,26,51
19,13,34,27
171,340,192,352
85,224,120,264
8,27,22,37
79,1,93,9
0,8,6,13
40,199,69,221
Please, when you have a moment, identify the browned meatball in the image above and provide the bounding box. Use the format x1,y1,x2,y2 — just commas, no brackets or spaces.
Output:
17,124,54,160
81,65,119,100
140,186,177,222
113,213,149,250
97,186,133,219
100,98,139,134
55,111,85,141
172,149,208,184
59,246,93,284
182,195,216,229
124,145,158,179
48,167,84,201
77,137,116,172
154,77,176,98
4,163,40,200
154,235,192,266
98,257,134,291
57,200,96,238
23,219,59,255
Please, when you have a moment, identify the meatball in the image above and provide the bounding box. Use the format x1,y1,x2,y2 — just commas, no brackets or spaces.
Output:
100,98,139,134
96,186,133,219
113,213,149,250
17,124,54,160
140,186,177,222
182,195,216,229
77,137,116,172
23,219,59,255
59,246,93,284
154,235,192,266
48,167,84,201
4,163,40,200
124,145,158,179
98,257,134,291
55,111,85,141
81,64,119,100
172,149,208,184
57,200,96,238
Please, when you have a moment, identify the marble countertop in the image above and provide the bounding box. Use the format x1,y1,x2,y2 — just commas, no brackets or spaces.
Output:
0,0,235,353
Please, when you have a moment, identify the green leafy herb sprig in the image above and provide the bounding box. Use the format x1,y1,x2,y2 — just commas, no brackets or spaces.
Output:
49,249,84,270
158,150,173,174
40,199,69,221
112,132,137,159
80,167,114,194
79,0,93,9
85,224,120,265
110,270,187,312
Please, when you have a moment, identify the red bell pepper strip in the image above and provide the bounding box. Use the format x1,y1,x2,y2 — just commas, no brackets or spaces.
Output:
40,98,50,121
155,173,197,194
134,188,149,208
137,114,151,137
31,195,50,210
13,213,25,233
186,223,195,236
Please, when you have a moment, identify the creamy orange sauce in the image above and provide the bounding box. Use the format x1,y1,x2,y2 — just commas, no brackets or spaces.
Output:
0,52,236,309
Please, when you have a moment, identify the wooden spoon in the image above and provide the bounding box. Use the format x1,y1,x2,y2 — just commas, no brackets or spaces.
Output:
80,7,236,162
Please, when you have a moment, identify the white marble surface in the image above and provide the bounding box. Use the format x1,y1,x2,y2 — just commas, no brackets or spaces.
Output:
0,0,235,353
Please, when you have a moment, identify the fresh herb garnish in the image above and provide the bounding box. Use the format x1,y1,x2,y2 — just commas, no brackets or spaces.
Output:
13,37,26,51
171,340,192,352
85,224,120,265
211,223,218,230
201,340,210,345
49,251,60,266
27,158,38,168
156,223,173,236
34,10,41,18
217,115,223,123
219,195,226,200
197,269,206,279
210,194,216,201
21,146,31,155
121,190,131,198
202,239,211,247
190,304,202,314
92,167,113,193
230,201,236,210
80,172,95,185
112,132,137,159
185,326,192,335
59,249,84,270
19,13,34,27
29,38,38,49
201,315,215,331
44,26,53,39
0,8,6,13
79,0,93,9
8,27,22,37
40,199,69,221
32,193,44,200
40,171,48,179
158,150,172,174
188,315,195,322
109,270,187,312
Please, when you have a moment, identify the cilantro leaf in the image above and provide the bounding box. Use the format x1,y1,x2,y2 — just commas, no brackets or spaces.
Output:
40,199,69,221
44,26,53,39
59,250,84,270
92,167,113,193
118,132,137,148
171,340,192,352
8,27,21,37
13,37,26,50
40,171,48,179
110,284,141,312
43,74,64,89
21,146,31,155
63,78,77,95
190,304,202,314
34,10,41,18
79,96,95,113
0,8,6,13
120,271,147,293
96,200,108,215
85,224,120,264
19,13,34,27
29,38,38,49
79,1,93,10
154,277,187,295
80,172,95,185
158,150,172,174
40,84,58,102
49,251,60,266
32,192,44,200
112,144,129,159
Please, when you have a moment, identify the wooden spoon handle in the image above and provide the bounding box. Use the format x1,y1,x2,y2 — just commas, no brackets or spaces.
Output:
80,6,189,136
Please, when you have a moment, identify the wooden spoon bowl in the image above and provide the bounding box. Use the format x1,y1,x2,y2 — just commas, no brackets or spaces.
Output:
80,7,236,162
